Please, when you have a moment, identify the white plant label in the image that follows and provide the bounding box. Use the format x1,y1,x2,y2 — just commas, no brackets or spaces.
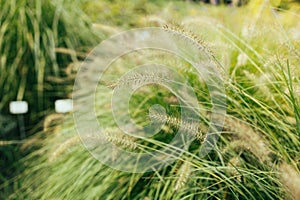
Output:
55,99,73,113
9,101,28,114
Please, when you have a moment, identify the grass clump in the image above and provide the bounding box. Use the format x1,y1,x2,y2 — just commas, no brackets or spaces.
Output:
3,1,300,200
0,0,103,198
0,0,101,125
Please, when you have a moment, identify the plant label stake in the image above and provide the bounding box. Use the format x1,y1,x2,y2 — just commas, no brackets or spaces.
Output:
55,99,73,113
9,101,28,139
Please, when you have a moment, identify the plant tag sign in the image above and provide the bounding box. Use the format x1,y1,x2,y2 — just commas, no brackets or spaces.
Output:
55,99,73,113
9,101,28,114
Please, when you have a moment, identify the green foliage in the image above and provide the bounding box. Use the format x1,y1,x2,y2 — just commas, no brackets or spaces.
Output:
2,1,300,200
0,0,101,122
0,0,102,198
80,0,163,27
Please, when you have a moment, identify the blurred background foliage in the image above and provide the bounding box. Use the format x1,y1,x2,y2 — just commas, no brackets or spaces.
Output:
0,0,102,197
0,0,102,131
